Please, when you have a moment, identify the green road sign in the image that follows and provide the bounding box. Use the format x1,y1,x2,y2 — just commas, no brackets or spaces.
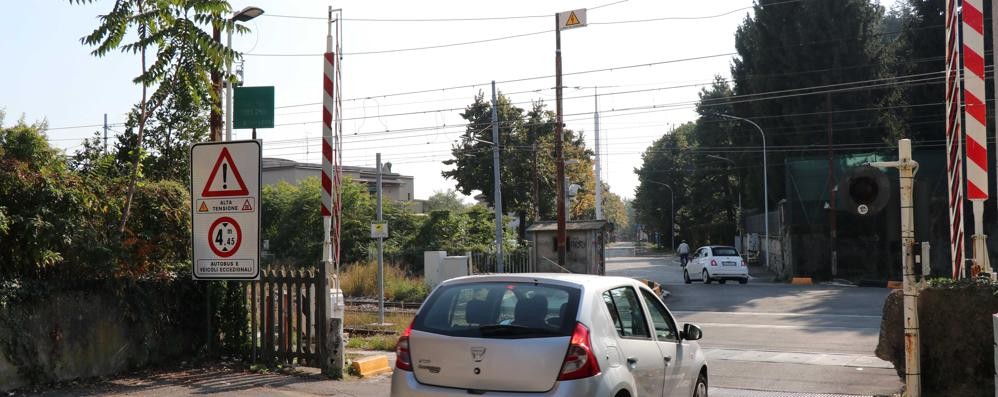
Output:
234,86,274,129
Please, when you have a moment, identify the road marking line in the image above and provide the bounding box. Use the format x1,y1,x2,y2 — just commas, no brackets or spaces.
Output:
672,311,881,319
702,348,893,369
692,322,879,331
710,387,878,397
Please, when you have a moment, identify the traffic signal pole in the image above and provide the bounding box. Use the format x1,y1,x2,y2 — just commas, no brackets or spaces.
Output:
870,139,921,397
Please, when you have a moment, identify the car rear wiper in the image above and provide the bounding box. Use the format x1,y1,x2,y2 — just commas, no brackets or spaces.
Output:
478,324,562,336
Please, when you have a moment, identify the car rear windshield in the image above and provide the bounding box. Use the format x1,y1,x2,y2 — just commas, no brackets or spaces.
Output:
712,247,739,257
412,281,581,338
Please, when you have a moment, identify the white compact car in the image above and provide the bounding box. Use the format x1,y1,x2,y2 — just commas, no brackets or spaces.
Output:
684,245,749,285
391,273,708,397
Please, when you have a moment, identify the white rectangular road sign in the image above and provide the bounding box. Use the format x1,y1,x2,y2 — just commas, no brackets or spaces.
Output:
191,140,261,280
371,222,389,239
557,8,587,31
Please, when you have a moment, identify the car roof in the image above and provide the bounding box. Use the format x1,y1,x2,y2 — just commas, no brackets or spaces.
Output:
439,273,644,290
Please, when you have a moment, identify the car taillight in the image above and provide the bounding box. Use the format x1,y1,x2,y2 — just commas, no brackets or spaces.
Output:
558,322,601,381
741,259,747,267
710,259,717,266
395,320,414,371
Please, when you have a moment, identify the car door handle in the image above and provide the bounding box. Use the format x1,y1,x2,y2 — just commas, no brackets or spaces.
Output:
664,356,672,365
626,356,638,365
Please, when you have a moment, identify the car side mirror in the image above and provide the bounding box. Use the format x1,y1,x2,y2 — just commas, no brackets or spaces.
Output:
683,323,703,341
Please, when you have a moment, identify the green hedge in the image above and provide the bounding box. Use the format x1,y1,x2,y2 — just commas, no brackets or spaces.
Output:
877,278,998,396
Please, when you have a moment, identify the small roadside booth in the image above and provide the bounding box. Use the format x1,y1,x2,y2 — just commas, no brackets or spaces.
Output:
526,220,608,275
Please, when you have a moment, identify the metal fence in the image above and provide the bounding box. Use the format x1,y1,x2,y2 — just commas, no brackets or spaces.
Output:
470,250,534,273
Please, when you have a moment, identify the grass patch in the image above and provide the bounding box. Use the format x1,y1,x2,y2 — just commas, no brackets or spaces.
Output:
346,334,400,351
340,261,429,302
344,310,415,352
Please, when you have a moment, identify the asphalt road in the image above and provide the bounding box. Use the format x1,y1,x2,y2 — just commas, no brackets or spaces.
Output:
606,253,903,396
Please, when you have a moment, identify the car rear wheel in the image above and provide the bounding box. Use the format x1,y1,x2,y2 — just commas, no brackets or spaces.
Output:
702,270,711,284
693,370,708,397
739,278,748,284
684,270,692,284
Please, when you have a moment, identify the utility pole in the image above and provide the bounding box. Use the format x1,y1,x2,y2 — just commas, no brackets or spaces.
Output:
827,93,838,277
103,113,108,154
210,23,222,142
594,88,603,220
554,14,567,267
870,139,921,397
490,81,505,273
376,153,385,324
532,141,540,221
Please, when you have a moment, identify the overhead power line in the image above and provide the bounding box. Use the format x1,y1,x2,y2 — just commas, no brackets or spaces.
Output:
262,0,785,23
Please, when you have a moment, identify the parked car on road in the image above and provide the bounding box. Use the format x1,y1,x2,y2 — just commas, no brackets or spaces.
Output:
391,273,708,397
684,245,749,284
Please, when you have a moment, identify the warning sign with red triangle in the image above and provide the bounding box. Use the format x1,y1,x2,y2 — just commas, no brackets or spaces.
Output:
202,147,249,197
242,199,253,211
198,202,209,212
565,12,580,26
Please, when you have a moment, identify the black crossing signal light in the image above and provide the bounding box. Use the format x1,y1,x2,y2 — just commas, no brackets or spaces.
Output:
839,165,890,216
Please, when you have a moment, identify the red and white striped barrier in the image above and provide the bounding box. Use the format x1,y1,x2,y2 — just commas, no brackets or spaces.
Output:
945,0,965,279
963,0,988,201
322,52,335,219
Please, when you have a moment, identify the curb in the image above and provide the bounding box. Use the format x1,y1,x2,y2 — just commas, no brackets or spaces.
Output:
790,277,813,285
350,354,392,378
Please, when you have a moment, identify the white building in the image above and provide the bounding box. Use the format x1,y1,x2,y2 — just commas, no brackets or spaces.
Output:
262,158,417,204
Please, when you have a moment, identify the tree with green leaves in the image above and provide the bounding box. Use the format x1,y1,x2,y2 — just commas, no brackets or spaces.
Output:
71,0,244,233
443,94,596,240
731,0,893,206
633,122,696,245
262,177,375,265
1,118,191,282
423,189,469,213
600,188,629,241
72,93,209,187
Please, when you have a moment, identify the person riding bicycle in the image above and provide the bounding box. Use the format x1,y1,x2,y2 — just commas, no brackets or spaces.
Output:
677,240,691,267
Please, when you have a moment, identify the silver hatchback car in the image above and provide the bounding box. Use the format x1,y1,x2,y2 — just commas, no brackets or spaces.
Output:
391,273,708,396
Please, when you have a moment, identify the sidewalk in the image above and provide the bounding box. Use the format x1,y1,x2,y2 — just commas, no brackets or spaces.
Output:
746,262,780,283
15,354,393,397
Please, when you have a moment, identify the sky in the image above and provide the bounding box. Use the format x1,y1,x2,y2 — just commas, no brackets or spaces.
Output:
1,0,899,202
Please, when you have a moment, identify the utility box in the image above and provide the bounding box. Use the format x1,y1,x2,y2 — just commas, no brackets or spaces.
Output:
424,251,470,287
526,220,608,275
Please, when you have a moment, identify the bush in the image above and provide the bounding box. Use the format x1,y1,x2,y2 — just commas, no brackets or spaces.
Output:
876,277,998,396
340,261,428,302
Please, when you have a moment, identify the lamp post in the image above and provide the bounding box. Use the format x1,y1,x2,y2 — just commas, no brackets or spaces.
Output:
225,6,265,141
706,154,742,236
717,114,768,268
645,181,674,252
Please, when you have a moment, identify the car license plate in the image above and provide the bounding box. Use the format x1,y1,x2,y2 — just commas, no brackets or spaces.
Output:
722,261,737,266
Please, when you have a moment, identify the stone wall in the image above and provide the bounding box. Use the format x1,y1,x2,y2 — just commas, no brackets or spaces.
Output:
1,288,198,391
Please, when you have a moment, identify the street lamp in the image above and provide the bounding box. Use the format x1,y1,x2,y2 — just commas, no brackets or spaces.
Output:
706,154,742,236
225,6,265,141
716,113,768,268
645,180,674,252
